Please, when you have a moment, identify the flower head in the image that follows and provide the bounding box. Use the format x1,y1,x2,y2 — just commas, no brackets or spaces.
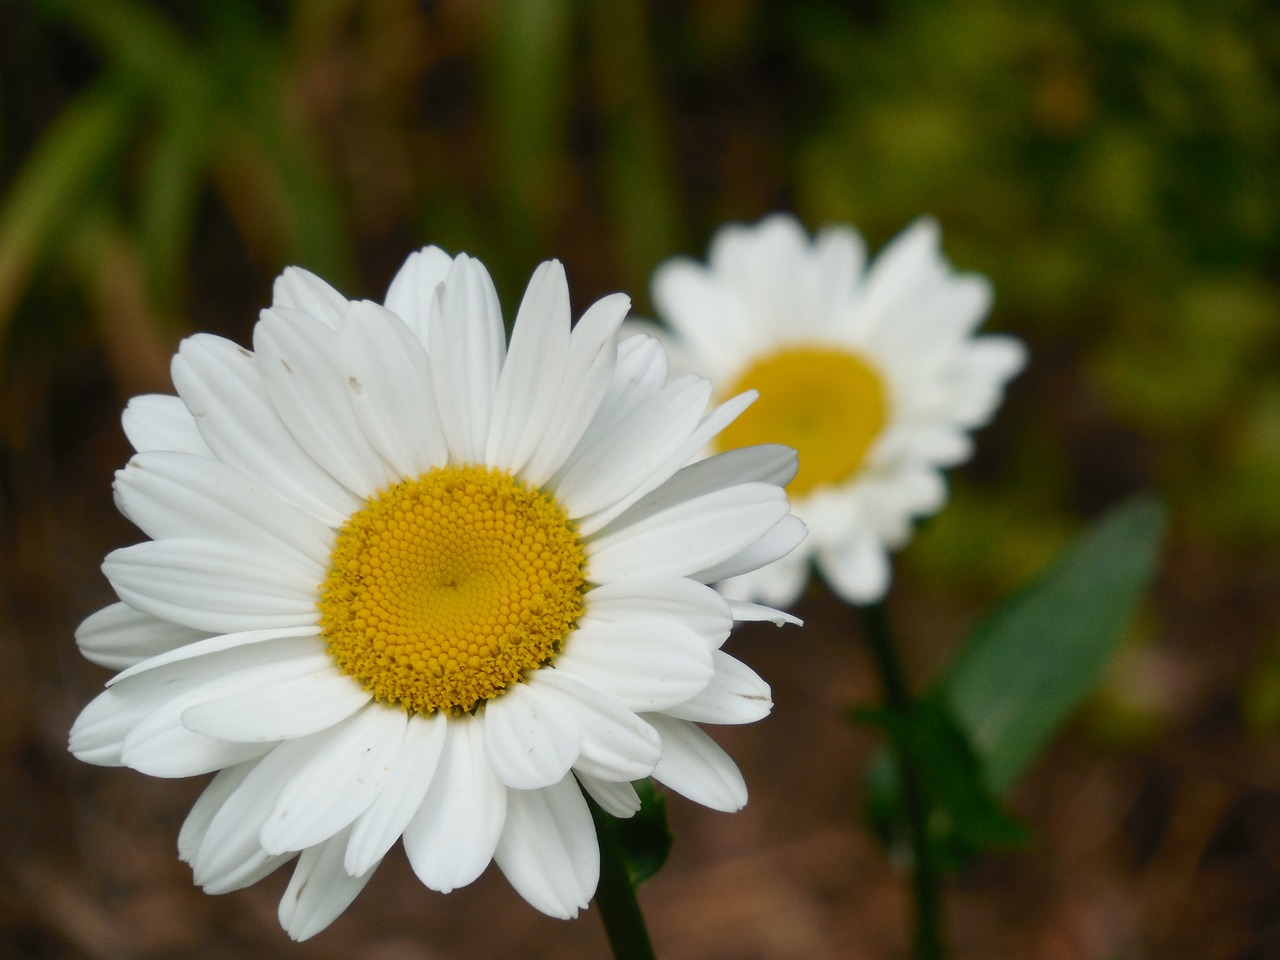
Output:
70,248,804,939
646,214,1026,605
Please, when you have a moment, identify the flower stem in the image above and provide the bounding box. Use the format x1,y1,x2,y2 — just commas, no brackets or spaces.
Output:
589,796,658,960
860,600,943,960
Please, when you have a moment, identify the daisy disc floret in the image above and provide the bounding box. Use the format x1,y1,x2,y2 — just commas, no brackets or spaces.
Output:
645,214,1026,605
69,248,805,940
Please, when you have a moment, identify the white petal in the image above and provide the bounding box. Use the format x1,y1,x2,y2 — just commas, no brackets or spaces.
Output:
583,435,790,539
192,738,321,891
554,621,714,713
75,601,209,671
180,662,370,743
345,710,448,876
646,713,748,812
518,293,630,486
537,669,660,781
665,651,773,724
113,451,333,569
717,549,812,608
726,599,803,627
587,483,789,582
121,394,211,456
580,333,670,445
70,636,320,767
856,218,945,335
340,300,449,477
103,538,319,634
494,776,598,919
271,266,348,327
122,642,335,776
651,259,761,375
179,762,255,863
484,260,571,474
260,706,408,854
280,827,377,941
171,333,357,525
575,774,641,818
402,714,507,892
428,255,506,463
254,307,397,498
817,533,891,605
483,681,581,790
107,625,321,686
692,513,808,584
382,245,455,344
583,577,731,649
554,375,710,519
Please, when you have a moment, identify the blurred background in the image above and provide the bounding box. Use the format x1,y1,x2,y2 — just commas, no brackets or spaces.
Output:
2,0,1278,957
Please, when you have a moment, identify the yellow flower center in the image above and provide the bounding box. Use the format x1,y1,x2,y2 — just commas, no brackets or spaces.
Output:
318,465,586,716
716,346,889,497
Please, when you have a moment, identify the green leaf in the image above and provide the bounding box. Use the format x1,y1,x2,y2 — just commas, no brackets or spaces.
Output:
587,779,673,887
859,697,1029,874
609,779,673,886
940,494,1167,793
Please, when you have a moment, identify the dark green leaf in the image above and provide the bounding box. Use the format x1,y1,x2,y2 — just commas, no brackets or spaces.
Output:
610,779,673,886
940,494,1167,793
860,696,1029,873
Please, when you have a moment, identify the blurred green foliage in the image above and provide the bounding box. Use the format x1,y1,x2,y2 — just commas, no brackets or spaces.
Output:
2,0,1276,576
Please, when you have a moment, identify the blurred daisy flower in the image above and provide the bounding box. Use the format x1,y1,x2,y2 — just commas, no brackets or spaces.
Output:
69,248,804,940
643,214,1026,606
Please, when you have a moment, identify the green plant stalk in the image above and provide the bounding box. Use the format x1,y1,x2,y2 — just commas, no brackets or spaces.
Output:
588,796,658,960
862,601,943,960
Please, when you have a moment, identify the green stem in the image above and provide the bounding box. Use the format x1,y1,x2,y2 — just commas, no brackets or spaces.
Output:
589,796,658,960
861,601,943,960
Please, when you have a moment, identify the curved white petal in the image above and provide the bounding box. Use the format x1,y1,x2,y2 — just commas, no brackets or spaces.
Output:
494,776,598,919
402,714,507,893
345,710,448,876
382,245,455,344
483,680,581,790
428,255,506,463
518,293,630,486
271,266,348,328
121,394,212,456
575,773,641,818
180,663,370,743
587,482,789,582
191,737,322,891
280,826,377,941
254,307,398,498
484,260,571,474
179,762,256,864
104,538,319,634
553,621,714,713
171,333,357,525
583,576,731,649
692,513,808,585
817,533,891,605
646,713,748,812
75,601,209,671
537,669,660,781
114,451,333,569
260,706,408,854
554,375,710,520
340,299,449,477
664,651,773,725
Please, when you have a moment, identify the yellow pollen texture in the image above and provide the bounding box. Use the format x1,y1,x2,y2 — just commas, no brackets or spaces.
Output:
716,346,889,497
318,465,586,716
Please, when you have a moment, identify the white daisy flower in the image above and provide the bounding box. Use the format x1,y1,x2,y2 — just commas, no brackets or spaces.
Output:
69,248,805,940
644,214,1026,606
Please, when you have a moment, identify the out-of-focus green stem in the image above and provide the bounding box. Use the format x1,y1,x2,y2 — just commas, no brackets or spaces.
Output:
861,601,943,960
